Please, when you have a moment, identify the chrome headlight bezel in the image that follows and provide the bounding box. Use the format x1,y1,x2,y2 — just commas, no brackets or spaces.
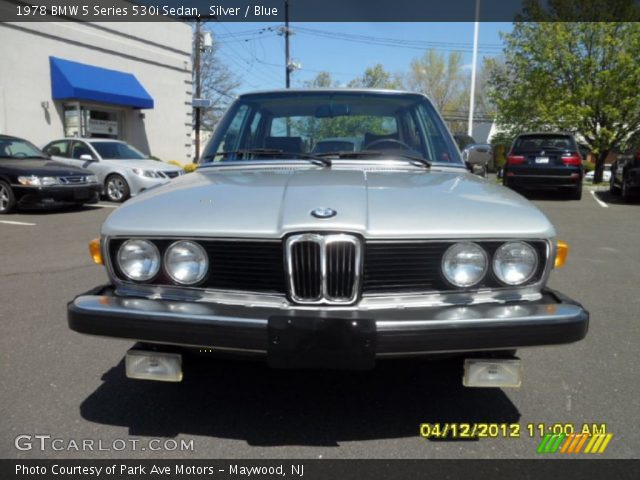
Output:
163,240,209,285
441,242,489,288
116,239,161,282
492,241,539,286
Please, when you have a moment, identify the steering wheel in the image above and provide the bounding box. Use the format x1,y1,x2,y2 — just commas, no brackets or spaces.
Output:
365,138,412,151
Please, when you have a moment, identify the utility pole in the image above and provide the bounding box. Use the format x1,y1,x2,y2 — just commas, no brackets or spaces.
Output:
194,19,202,163
467,0,480,137
284,0,291,88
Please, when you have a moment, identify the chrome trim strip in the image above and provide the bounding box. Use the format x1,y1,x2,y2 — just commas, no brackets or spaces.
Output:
73,295,268,327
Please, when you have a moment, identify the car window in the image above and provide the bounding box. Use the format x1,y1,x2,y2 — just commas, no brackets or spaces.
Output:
0,138,46,158
203,92,461,165
45,140,70,157
514,135,576,151
71,141,94,159
89,142,146,160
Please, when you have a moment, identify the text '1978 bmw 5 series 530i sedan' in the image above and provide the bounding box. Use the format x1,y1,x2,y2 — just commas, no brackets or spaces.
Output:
67,89,589,387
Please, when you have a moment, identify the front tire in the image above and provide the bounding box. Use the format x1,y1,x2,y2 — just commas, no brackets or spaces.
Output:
570,183,582,200
0,180,16,214
622,179,634,203
105,174,130,203
610,176,621,195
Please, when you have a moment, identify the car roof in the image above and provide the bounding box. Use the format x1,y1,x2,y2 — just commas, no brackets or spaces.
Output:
238,88,425,99
49,138,126,144
516,132,575,137
0,134,23,141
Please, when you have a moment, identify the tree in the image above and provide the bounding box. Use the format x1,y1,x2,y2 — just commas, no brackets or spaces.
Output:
196,29,241,132
404,50,469,123
348,64,401,89
488,18,640,182
303,71,336,88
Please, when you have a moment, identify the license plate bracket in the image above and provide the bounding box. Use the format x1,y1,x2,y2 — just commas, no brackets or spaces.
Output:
267,316,376,370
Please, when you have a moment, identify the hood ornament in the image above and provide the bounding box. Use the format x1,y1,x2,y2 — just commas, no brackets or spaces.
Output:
311,207,337,219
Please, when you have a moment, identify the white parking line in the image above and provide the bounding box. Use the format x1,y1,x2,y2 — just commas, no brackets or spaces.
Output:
590,190,609,208
93,203,119,209
0,220,36,226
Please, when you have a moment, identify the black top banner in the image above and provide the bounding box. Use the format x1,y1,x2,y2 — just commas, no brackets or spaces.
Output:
1,0,640,22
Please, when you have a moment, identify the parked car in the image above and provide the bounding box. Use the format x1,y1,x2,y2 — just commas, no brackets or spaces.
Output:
0,134,100,214
584,165,611,183
503,132,584,200
610,145,640,201
68,89,588,387
43,139,184,202
454,133,492,178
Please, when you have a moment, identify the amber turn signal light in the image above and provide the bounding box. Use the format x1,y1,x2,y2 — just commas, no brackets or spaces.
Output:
555,240,569,268
89,238,103,265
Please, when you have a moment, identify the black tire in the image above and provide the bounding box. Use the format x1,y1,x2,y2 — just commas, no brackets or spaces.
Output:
0,180,16,214
622,179,634,203
570,184,582,200
609,176,621,195
105,174,130,203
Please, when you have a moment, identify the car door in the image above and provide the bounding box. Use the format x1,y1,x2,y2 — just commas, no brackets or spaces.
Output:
43,140,72,165
69,140,99,170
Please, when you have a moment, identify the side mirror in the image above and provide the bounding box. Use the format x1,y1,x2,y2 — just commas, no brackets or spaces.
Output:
80,154,94,161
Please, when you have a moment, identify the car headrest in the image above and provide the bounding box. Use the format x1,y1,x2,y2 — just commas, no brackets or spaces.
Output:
264,136,304,154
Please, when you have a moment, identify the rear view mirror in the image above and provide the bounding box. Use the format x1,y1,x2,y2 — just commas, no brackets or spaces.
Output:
315,104,351,118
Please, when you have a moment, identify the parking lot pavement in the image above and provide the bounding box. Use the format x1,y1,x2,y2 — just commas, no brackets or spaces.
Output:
1,192,638,460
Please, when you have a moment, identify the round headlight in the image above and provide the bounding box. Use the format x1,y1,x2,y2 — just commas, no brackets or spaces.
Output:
493,241,538,286
117,239,160,281
164,241,208,285
442,242,488,288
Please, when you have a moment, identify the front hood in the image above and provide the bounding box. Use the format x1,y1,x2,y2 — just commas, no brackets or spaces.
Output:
103,166,555,239
104,159,182,171
0,159,90,176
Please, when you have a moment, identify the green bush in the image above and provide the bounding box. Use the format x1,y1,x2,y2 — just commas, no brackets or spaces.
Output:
583,161,595,172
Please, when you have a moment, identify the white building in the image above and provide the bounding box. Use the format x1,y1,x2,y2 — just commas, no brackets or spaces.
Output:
0,21,193,163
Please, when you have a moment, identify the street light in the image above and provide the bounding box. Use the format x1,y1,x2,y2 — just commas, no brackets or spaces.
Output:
468,0,480,137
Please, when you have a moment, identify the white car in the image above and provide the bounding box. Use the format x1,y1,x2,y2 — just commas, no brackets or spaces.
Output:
584,165,611,183
43,139,184,202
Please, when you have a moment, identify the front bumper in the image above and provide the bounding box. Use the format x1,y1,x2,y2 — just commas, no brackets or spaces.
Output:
68,285,589,361
15,184,101,206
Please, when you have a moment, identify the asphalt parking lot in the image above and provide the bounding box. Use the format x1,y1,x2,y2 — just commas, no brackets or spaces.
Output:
1,187,639,460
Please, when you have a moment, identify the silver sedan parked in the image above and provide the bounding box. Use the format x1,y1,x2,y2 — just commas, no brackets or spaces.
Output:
43,139,184,202
68,89,589,387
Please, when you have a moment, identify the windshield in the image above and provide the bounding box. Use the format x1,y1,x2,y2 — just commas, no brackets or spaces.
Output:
0,138,46,159
90,142,146,160
201,91,462,166
513,135,577,152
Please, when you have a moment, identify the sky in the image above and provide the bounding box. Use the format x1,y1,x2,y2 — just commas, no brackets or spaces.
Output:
207,22,513,94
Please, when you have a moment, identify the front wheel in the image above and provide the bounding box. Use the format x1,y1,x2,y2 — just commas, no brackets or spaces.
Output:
105,174,130,203
0,180,16,214
569,184,582,200
622,179,634,203
610,176,621,195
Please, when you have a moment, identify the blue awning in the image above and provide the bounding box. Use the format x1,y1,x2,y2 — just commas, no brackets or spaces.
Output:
49,57,154,109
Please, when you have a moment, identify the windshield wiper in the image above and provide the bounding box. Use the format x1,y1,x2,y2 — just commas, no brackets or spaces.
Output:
202,149,331,167
315,150,431,168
